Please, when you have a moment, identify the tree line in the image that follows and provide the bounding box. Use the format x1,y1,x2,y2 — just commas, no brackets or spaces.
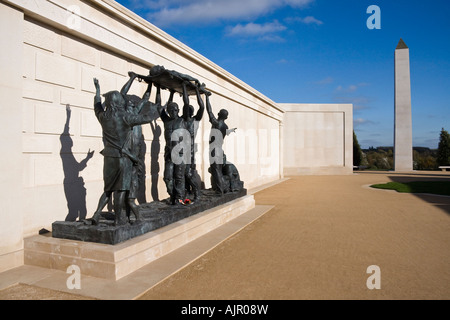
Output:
353,128,450,170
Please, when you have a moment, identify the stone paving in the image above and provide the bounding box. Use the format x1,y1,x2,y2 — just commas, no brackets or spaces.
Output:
1,171,449,300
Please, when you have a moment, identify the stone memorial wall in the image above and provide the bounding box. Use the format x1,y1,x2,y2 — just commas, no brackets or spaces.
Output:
0,0,284,272
0,0,353,273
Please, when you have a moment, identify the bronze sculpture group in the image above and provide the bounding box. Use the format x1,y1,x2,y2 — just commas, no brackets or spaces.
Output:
85,66,243,226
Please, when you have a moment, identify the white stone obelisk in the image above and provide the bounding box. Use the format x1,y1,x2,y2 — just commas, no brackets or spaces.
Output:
394,38,413,171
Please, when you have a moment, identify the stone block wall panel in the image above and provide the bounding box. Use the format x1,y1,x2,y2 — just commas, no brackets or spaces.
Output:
0,0,285,272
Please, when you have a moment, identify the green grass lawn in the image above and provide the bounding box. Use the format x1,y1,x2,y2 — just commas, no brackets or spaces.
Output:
371,181,450,196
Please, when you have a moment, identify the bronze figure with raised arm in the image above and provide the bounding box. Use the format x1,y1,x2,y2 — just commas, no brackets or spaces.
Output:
182,83,208,201
85,74,160,226
157,83,190,206
205,93,237,194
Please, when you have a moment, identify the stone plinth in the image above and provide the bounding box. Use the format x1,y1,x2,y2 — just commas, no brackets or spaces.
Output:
52,189,247,245
25,194,255,280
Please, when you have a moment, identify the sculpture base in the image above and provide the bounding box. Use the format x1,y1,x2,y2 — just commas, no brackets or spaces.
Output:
52,189,247,245
25,194,255,280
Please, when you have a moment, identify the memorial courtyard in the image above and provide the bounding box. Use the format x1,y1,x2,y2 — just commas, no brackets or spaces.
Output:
1,0,449,306
1,171,449,300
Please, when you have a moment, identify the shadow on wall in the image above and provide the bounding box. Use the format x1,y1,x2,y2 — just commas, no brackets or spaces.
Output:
60,105,94,221
150,120,161,202
60,102,162,221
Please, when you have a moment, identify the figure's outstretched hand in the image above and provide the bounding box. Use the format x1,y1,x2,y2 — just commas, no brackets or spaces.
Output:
93,78,99,87
87,149,95,159
128,71,137,79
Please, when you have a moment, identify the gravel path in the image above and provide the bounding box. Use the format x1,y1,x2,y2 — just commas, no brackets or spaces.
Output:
138,172,450,300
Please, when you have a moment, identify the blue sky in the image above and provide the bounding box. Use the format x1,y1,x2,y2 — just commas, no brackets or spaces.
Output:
116,0,450,149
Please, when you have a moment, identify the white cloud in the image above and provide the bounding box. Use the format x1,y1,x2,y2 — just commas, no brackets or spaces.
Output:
336,84,357,93
354,118,375,127
335,83,370,93
259,35,286,42
284,0,313,7
286,16,323,25
300,16,323,25
314,76,334,85
227,21,286,37
348,85,358,92
285,15,323,25
139,0,315,26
